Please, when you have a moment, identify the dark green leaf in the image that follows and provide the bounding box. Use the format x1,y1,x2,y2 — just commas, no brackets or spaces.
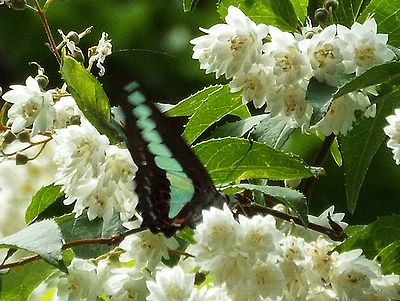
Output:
58,212,124,259
183,86,250,144
336,215,400,259
340,92,400,213
359,0,400,47
0,260,55,301
183,0,199,12
332,0,367,27
193,137,319,184
167,85,224,117
233,183,308,225
251,114,295,149
377,242,400,275
211,114,268,138
60,55,125,144
0,220,64,271
25,184,64,224
218,0,297,31
334,61,400,99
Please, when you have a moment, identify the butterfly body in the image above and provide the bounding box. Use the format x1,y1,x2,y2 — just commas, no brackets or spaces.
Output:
121,83,225,236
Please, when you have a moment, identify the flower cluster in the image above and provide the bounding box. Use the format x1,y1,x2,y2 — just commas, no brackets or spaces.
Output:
30,206,400,300
191,6,394,135
384,109,400,164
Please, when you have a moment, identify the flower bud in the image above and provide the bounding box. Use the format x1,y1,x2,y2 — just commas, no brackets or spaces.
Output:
17,130,31,143
315,8,329,24
3,130,16,144
67,31,80,44
71,48,85,63
16,153,29,165
35,74,49,90
324,0,339,12
10,0,26,10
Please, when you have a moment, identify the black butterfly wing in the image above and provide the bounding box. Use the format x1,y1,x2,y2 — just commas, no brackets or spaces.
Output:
119,83,225,236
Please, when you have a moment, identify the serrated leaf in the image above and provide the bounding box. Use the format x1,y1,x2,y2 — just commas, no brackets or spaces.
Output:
336,215,400,260
58,212,124,259
0,220,64,271
60,55,125,144
25,184,64,224
233,183,308,225
211,114,268,138
183,86,250,144
167,85,224,117
359,0,400,47
251,114,295,149
377,242,400,275
192,137,317,185
0,260,55,301
332,0,367,27
218,0,297,31
334,61,400,99
340,92,400,213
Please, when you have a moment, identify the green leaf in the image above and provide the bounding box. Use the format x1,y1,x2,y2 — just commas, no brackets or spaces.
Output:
340,92,400,213
58,212,124,259
359,0,400,47
218,0,297,31
336,215,400,260
25,184,64,224
0,220,64,271
211,114,268,138
251,114,295,149
60,55,125,144
290,0,308,23
330,137,342,167
0,260,55,301
334,61,400,99
332,0,368,27
233,183,308,225
183,0,199,12
167,85,224,117
183,86,250,144
193,137,318,184
377,241,400,275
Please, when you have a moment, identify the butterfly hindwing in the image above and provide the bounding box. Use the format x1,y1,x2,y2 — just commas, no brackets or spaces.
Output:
120,83,224,236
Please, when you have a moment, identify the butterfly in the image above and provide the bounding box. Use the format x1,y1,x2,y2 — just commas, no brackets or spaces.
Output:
119,82,225,237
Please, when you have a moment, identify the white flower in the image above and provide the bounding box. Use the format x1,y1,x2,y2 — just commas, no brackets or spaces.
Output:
314,92,371,135
103,265,149,301
54,258,99,301
53,96,83,128
330,249,381,300
267,83,312,130
191,6,268,79
237,214,282,258
229,64,274,108
119,230,179,270
146,265,194,301
189,285,232,301
337,18,394,76
263,26,312,85
308,205,348,231
88,32,112,76
308,237,335,281
300,24,346,86
384,108,400,164
2,76,56,135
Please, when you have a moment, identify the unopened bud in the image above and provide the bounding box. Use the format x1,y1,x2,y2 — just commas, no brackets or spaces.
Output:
17,130,31,143
71,48,85,63
324,0,339,12
10,0,26,10
67,31,80,44
3,130,16,144
16,153,29,165
35,74,49,90
315,8,329,24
